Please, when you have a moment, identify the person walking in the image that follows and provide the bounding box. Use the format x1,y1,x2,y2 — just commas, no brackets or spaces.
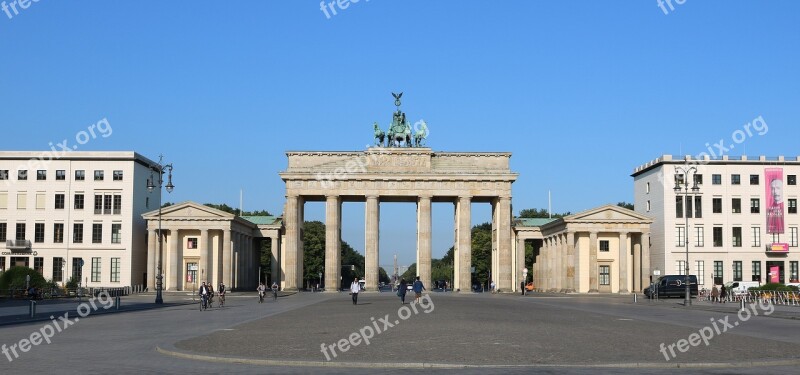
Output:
720,284,727,303
350,278,361,305
271,282,279,301
711,285,719,303
412,276,426,303
490,280,496,294
398,278,408,304
199,281,211,310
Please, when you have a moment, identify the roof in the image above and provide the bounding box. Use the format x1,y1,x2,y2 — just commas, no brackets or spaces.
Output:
514,217,558,227
240,216,280,225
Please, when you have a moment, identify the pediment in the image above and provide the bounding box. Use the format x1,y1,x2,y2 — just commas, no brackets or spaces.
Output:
142,201,235,220
565,205,652,223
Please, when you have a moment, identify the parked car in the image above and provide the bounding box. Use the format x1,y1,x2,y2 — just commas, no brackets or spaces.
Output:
644,275,698,299
723,281,761,296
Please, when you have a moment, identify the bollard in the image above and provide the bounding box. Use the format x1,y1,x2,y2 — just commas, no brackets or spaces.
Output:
633,294,638,303
115,295,121,310
29,300,37,318
739,299,746,312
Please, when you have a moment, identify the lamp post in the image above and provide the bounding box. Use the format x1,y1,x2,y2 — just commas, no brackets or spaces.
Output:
674,165,699,307
147,154,174,304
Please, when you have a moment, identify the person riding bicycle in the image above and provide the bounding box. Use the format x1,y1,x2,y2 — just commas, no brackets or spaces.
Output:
271,282,278,301
208,284,215,307
257,282,266,303
199,282,211,310
218,282,226,306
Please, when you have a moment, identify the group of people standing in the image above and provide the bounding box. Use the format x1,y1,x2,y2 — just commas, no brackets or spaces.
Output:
348,276,426,305
710,284,728,302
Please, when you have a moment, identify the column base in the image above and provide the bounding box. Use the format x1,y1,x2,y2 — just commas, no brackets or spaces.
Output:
588,289,599,293
618,289,630,294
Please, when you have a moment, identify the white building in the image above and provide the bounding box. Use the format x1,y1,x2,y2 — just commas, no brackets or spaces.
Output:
0,151,159,288
633,155,800,286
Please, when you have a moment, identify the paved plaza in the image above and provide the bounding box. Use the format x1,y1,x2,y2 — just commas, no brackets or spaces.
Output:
0,292,799,374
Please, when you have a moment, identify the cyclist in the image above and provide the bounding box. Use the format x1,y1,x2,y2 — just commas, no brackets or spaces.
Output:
218,282,226,307
257,282,266,303
208,284,215,308
199,282,211,311
271,282,279,301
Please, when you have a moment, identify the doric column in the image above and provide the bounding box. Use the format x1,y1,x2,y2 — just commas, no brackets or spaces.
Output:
417,195,432,292
496,196,513,291
365,195,380,291
147,229,156,290
517,236,526,290
223,229,232,287
246,235,253,288
557,234,565,292
641,232,651,290
457,196,472,291
566,232,576,292
618,232,629,293
283,195,299,291
633,232,641,292
169,229,181,290
589,231,599,293
325,195,342,292
542,238,549,291
200,229,210,284
270,236,280,286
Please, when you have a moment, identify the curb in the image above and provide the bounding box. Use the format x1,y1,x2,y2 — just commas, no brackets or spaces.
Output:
0,300,196,327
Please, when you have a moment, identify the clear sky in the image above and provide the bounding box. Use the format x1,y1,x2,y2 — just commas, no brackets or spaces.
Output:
1,1,798,267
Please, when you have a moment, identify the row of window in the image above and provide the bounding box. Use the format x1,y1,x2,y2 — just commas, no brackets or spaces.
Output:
678,173,795,187
0,192,122,215
674,226,798,247
0,169,123,181
652,196,800,217
0,257,123,283
675,260,799,284
0,222,123,244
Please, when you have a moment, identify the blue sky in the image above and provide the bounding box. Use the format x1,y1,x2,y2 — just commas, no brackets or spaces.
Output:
1,1,798,266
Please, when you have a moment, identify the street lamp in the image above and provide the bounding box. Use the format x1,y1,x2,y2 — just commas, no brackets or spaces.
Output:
674,165,699,307
147,154,174,304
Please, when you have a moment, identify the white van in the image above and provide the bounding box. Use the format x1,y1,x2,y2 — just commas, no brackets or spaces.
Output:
724,281,761,296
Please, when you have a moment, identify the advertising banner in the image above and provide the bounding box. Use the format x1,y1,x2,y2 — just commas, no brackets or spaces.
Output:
765,168,784,234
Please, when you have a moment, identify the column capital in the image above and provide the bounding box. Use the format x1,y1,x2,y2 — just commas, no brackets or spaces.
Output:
458,195,472,202
366,194,380,200
498,195,512,201
418,194,433,201
325,194,340,201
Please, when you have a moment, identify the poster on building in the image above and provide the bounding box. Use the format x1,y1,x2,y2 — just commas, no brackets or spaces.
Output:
766,168,784,234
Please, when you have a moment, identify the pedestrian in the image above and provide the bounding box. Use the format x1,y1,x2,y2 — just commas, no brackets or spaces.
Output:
257,282,266,303
711,285,719,303
412,276,426,303
490,280,496,294
398,278,408,304
720,284,727,303
350,278,361,305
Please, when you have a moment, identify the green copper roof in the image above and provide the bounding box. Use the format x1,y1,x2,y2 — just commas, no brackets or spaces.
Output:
241,216,279,225
514,217,558,227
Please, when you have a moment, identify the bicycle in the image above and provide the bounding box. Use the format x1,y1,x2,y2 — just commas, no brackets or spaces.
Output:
258,290,265,303
218,292,225,307
272,288,278,301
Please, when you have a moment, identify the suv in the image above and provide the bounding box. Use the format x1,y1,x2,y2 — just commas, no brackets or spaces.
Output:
644,275,699,299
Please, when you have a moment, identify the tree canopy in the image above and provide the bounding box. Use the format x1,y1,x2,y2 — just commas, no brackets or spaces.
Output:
518,208,571,218
204,203,272,217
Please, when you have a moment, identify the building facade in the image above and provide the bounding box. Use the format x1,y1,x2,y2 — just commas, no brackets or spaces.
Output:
633,154,800,287
0,151,160,288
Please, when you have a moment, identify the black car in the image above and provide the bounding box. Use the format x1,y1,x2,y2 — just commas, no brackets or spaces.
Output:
644,275,699,298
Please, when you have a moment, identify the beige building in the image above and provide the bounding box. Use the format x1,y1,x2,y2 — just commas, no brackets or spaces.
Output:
633,154,800,286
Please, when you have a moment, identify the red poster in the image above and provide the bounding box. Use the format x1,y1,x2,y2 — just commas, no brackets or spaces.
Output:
765,168,784,234
770,266,780,283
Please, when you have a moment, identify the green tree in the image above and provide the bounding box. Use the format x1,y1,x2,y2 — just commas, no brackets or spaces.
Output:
203,203,272,217
617,201,634,210
0,267,47,293
518,208,571,218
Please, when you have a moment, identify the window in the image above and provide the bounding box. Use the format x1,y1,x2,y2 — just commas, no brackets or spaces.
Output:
750,174,759,185
714,261,724,284
94,170,104,181
36,170,46,180
695,261,705,285
752,261,762,283
91,257,101,282
56,170,65,180
675,227,685,247
186,262,197,283
791,227,798,247
55,194,65,209
113,195,121,215
0,223,6,241
685,196,693,218
92,223,103,243
599,240,609,252
750,198,760,214
789,175,797,186
72,258,83,280
187,238,198,249
599,266,610,285
111,224,122,244
18,170,27,180
75,194,84,209
94,195,103,214
35,193,45,209
733,261,743,281
712,174,722,185
695,226,704,247
693,174,703,186
16,223,26,240
694,196,702,218
54,223,64,243
53,258,64,282
75,170,85,181
0,170,8,180
676,260,686,275
34,223,45,243
789,199,797,214
731,174,740,185
791,261,799,283
647,200,651,212
675,196,683,218
0,192,5,209
752,227,761,247
113,170,123,181
732,198,741,213
16,194,27,211
103,195,112,215
712,198,722,213
646,182,650,194
73,223,83,243
732,227,742,247
111,258,121,283
34,257,44,274
713,227,723,247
